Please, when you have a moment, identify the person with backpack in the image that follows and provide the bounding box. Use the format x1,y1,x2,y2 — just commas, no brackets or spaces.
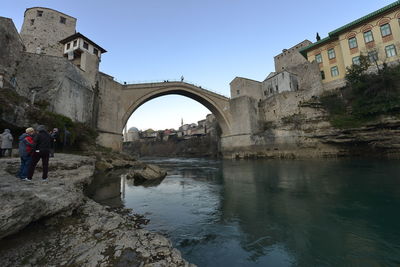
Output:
24,125,52,182
17,127,35,179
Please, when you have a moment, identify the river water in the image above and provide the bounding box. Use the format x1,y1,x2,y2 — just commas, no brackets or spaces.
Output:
87,158,400,266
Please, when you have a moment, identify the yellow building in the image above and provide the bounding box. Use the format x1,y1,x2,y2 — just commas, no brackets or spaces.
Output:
300,1,400,89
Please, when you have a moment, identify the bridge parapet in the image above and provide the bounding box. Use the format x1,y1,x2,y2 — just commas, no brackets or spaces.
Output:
123,81,230,99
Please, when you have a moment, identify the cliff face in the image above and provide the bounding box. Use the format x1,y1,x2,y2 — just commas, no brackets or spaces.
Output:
222,89,400,159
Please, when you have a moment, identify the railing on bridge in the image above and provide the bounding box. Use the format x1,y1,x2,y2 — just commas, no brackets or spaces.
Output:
115,78,229,98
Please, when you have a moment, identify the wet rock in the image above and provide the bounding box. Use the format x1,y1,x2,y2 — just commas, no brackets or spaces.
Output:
127,164,167,181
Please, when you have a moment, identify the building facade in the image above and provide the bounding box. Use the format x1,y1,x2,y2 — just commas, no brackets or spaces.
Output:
300,1,400,90
262,70,299,98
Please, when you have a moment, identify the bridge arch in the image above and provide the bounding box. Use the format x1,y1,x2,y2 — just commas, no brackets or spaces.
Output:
121,82,232,135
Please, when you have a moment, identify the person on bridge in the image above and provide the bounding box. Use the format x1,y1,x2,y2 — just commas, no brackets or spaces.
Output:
181,75,184,82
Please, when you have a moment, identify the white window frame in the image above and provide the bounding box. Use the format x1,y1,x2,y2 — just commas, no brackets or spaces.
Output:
348,37,358,49
363,30,374,43
380,23,392,37
328,48,336,60
315,53,322,63
330,66,339,77
385,44,397,57
352,56,360,65
368,50,379,62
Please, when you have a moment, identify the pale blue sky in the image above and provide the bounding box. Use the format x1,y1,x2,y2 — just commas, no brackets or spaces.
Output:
2,0,395,130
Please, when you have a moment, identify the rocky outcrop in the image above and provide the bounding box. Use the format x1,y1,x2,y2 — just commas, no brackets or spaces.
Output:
0,154,193,266
127,164,167,181
0,199,194,267
0,154,95,239
312,118,400,157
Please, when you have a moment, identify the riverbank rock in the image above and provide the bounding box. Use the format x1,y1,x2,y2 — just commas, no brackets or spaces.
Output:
92,149,141,172
0,154,95,239
0,154,194,266
0,198,194,267
127,164,167,181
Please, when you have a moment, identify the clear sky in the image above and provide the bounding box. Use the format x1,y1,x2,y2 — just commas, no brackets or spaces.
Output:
2,0,396,130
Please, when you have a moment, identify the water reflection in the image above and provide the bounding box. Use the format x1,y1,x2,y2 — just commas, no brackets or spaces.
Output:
87,159,400,267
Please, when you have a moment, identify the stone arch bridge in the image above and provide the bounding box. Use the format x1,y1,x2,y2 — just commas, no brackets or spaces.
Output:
96,80,233,150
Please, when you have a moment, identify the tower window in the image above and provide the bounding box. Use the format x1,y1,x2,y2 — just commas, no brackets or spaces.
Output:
30,19,34,26
93,48,99,56
60,16,66,24
37,10,43,17
83,42,89,49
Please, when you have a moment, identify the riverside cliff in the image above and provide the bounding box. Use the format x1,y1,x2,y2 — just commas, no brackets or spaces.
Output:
0,154,194,267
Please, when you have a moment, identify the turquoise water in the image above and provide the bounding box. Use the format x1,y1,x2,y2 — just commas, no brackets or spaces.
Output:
89,158,400,266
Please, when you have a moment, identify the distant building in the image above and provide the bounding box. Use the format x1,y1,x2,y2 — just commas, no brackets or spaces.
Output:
125,127,139,142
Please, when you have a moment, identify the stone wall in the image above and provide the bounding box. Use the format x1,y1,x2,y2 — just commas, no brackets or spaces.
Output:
20,7,76,56
0,17,24,84
96,73,124,150
14,52,94,123
229,96,260,135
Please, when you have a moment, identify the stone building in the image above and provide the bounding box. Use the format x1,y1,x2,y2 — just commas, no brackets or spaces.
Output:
230,77,262,100
262,70,299,98
20,7,77,56
0,7,106,124
274,40,312,71
300,1,400,90
60,32,107,84
125,127,139,142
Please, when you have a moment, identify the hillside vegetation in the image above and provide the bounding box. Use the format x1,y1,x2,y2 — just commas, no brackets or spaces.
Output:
320,57,400,128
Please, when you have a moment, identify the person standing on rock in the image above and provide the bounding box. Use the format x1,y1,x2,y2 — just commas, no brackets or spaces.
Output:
24,125,52,182
49,128,59,157
1,129,13,157
17,127,35,179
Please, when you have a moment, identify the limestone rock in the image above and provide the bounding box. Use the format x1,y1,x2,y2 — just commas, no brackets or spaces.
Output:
127,164,167,181
0,154,95,239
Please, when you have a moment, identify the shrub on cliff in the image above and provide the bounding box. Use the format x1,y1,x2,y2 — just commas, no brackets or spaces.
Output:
320,62,400,128
27,109,98,150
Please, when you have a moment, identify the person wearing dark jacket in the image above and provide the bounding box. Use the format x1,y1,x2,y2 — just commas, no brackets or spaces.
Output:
25,125,52,181
17,127,35,179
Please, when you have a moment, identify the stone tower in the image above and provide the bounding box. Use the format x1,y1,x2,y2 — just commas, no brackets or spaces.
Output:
20,7,77,56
